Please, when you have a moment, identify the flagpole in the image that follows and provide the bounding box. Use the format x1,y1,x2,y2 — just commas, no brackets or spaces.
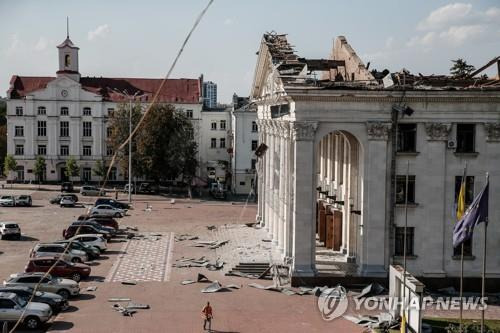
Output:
481,172,489,333
401,160,410,332
459,162,467,333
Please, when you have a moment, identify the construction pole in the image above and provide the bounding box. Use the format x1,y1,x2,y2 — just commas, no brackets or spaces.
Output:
481,172,489,333
128,97,132,203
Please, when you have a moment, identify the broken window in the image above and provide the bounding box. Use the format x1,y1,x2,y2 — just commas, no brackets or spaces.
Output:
456,124,475,153
397,124,417,152
395,227,414,256
395,175,416,204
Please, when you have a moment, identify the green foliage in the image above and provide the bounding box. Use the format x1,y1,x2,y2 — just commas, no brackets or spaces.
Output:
446,322,498,333
93,160,107,178
33,156,46,183
3,154,17,176
65,157,80,178
108,103,198,183
450,58,475,79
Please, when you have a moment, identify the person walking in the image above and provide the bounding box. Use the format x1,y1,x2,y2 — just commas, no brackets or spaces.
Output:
201,301,213,331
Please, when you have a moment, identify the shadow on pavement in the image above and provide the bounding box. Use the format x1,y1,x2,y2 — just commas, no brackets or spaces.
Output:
62,305,78,313
74,293,96,301
48,321,74,331
19,235,40,242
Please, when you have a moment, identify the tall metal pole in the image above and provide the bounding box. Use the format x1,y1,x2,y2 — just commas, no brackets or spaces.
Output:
401,160,410,328
459,162,467,333
128,98,132,203
481,172,489,333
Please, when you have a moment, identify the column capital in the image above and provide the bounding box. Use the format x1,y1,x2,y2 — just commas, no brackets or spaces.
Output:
278,121,290,138
291,121,317,141
366,121,391,141
484,122,500,142
424,122,451,141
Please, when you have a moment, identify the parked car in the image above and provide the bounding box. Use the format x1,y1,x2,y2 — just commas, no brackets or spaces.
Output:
0,222,21,240
49,194,78,205
80,186,105,196
53,239,100,260
25,257,91,282
0,286,68,314
60,182,74,193
78,215,119,230
60,196,76,208
90,204,125,218
95,198,130,210
138,182,156,194
30,243,88,263
122,183,135,193
69,234,107,252
63,225,111,240
0,195,15,207
3,272,80,299
70,221,116,236
16,195,32,207
0,292,52,329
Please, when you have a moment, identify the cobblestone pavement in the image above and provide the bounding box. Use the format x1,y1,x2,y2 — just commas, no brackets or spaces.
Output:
106,232,174,282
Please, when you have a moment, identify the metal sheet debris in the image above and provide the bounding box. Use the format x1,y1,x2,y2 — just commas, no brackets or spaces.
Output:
86,286,98,292
121,280,137,285
197,273,210,283
355,283,386,299
126,303,150,310
175,234,199,242
108,298,132,302
181,280,196,285
201,281,231,293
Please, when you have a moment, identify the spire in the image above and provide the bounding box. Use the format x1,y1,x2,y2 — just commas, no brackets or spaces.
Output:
66,16,69,38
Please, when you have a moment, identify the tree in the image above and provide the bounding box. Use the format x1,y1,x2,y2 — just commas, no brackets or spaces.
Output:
33,156,46,187
0,99,6,172
65,157,80,181
450,58,475,79
108,103,198,192
3,154,17,187
93,160,107,187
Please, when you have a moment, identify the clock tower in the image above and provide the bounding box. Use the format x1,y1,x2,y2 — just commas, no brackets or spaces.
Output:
56,21,80,82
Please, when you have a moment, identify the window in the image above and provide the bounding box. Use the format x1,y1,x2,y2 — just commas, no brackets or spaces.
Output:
456,124,475,153
60,107,69,116
60,121,69,137
211,122,217,130
106,146,114,156
211,138,217,148
454,238,472,257
0,299,15,309
109,167,117,181
82,167,92,181
240,181,246,186
220,138,226,148
107,127,113,138
251,140,258,151
220,120,226,130
15,144,24,155
186,109,193,118
15,126,24,137
15,106,23,116
60,145,69,156
395,227,415,256
83,107,92,116
83,145,92,156
397,124,417,152
252,121,258,132
83,122,92,137
65,54,71,67
37,145,46,156
395,175,416,204
37,120,47,137
251,159,257,170
37,106,46,115
107,108,115,117
454,176,474,206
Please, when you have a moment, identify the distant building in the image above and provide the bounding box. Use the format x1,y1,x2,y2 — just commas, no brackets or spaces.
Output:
230,94,258,194
202,81,217,108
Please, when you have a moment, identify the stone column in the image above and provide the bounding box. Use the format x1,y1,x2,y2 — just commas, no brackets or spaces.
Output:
264,120,272,232
291,121,318,277
267,121,275,237
271,121,280,243
285,128,295,258
278,121,289,251
256,120,265,225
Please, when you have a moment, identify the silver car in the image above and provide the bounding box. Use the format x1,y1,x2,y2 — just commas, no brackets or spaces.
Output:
90,204,125,218
0,292,52,329
16,195,32,207
0,222,21,240
60,196,76,207
80,186,105,196
0,195,15,207
70,234,107,252
3,272,80,299
31,243,88,263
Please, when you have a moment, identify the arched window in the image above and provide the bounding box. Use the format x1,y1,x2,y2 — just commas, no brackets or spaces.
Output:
65,54,71,67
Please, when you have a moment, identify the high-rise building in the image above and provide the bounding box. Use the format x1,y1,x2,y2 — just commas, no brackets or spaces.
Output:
202,81,217,108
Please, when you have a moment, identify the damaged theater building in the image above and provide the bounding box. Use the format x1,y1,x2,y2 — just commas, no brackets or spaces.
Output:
251,32,500,287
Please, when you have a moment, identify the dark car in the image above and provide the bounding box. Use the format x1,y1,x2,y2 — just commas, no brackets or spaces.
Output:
53,239,100,260
95,198,130,210
138,183,155,194
50,194,78,205
63,225,111,240
0,286,68,313
61,182,74,193
78,215,119,230
25,257,91,282
70,221,116,236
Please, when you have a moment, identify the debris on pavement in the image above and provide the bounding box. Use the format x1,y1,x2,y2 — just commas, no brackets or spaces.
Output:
193,240,229,249
86,286,98,292
108,298,132,302
121,280,138,285
343,312,397,330
206,258,224,271
112,303,136,317
201,281,228,293
355,283,386,299
175,234,199,242
206,225,216,231
197,273,210,283
126,303,150,310
181,280,196,285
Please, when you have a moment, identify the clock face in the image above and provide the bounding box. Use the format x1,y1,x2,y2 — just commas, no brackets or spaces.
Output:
61,90,68,98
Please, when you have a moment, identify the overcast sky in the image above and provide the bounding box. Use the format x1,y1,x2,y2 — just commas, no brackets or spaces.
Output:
1,0,499,103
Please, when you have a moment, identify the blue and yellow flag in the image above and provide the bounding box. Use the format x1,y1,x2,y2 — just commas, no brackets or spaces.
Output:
456,173,466,221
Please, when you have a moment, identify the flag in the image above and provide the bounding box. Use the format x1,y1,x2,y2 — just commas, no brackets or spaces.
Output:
400,313,407,333
453,177,489,248
456,172,466,221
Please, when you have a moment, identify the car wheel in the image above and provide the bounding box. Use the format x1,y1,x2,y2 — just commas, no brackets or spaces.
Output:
57,289,70,299
16,234,21,240
24,316,40,329
71,272,81,282
71,257,82,263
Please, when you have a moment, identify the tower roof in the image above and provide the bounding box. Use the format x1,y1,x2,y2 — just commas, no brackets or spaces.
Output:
57,37,79,49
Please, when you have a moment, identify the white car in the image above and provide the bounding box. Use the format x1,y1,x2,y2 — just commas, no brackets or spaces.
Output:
30,243,88,263
80,186,105,196
0,222,21,240
4,273,80,299
0,195,15,207
90,204,125,218
60,196,76,207
0,292,52,329
70,234,107,252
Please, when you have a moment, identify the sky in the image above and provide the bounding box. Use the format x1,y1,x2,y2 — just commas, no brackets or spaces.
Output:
1,0,499,103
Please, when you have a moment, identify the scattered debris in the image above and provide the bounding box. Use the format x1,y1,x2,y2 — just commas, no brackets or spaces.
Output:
121,280,137,285
245,222,257,228
201,281,229,293
126,303,150,310
108,298,131,302
355,283,386,299
206,225,216,231
112,303,136,316
170,199,176,204
193,240,229,249
261,239,272,242
86,286,98,292
206,258,224,271
125,226,138,231
225,284,241,289
344,312,397,330
181,280,196,285
174,234,199,242
197,273,210,283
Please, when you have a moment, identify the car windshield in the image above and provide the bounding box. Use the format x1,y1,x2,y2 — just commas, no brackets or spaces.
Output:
16,297,27,307
6,224,19,228
1,196,12,199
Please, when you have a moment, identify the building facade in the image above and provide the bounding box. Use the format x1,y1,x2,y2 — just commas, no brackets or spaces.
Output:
252,33,500,285
5,34,230,183
202,81,217,108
